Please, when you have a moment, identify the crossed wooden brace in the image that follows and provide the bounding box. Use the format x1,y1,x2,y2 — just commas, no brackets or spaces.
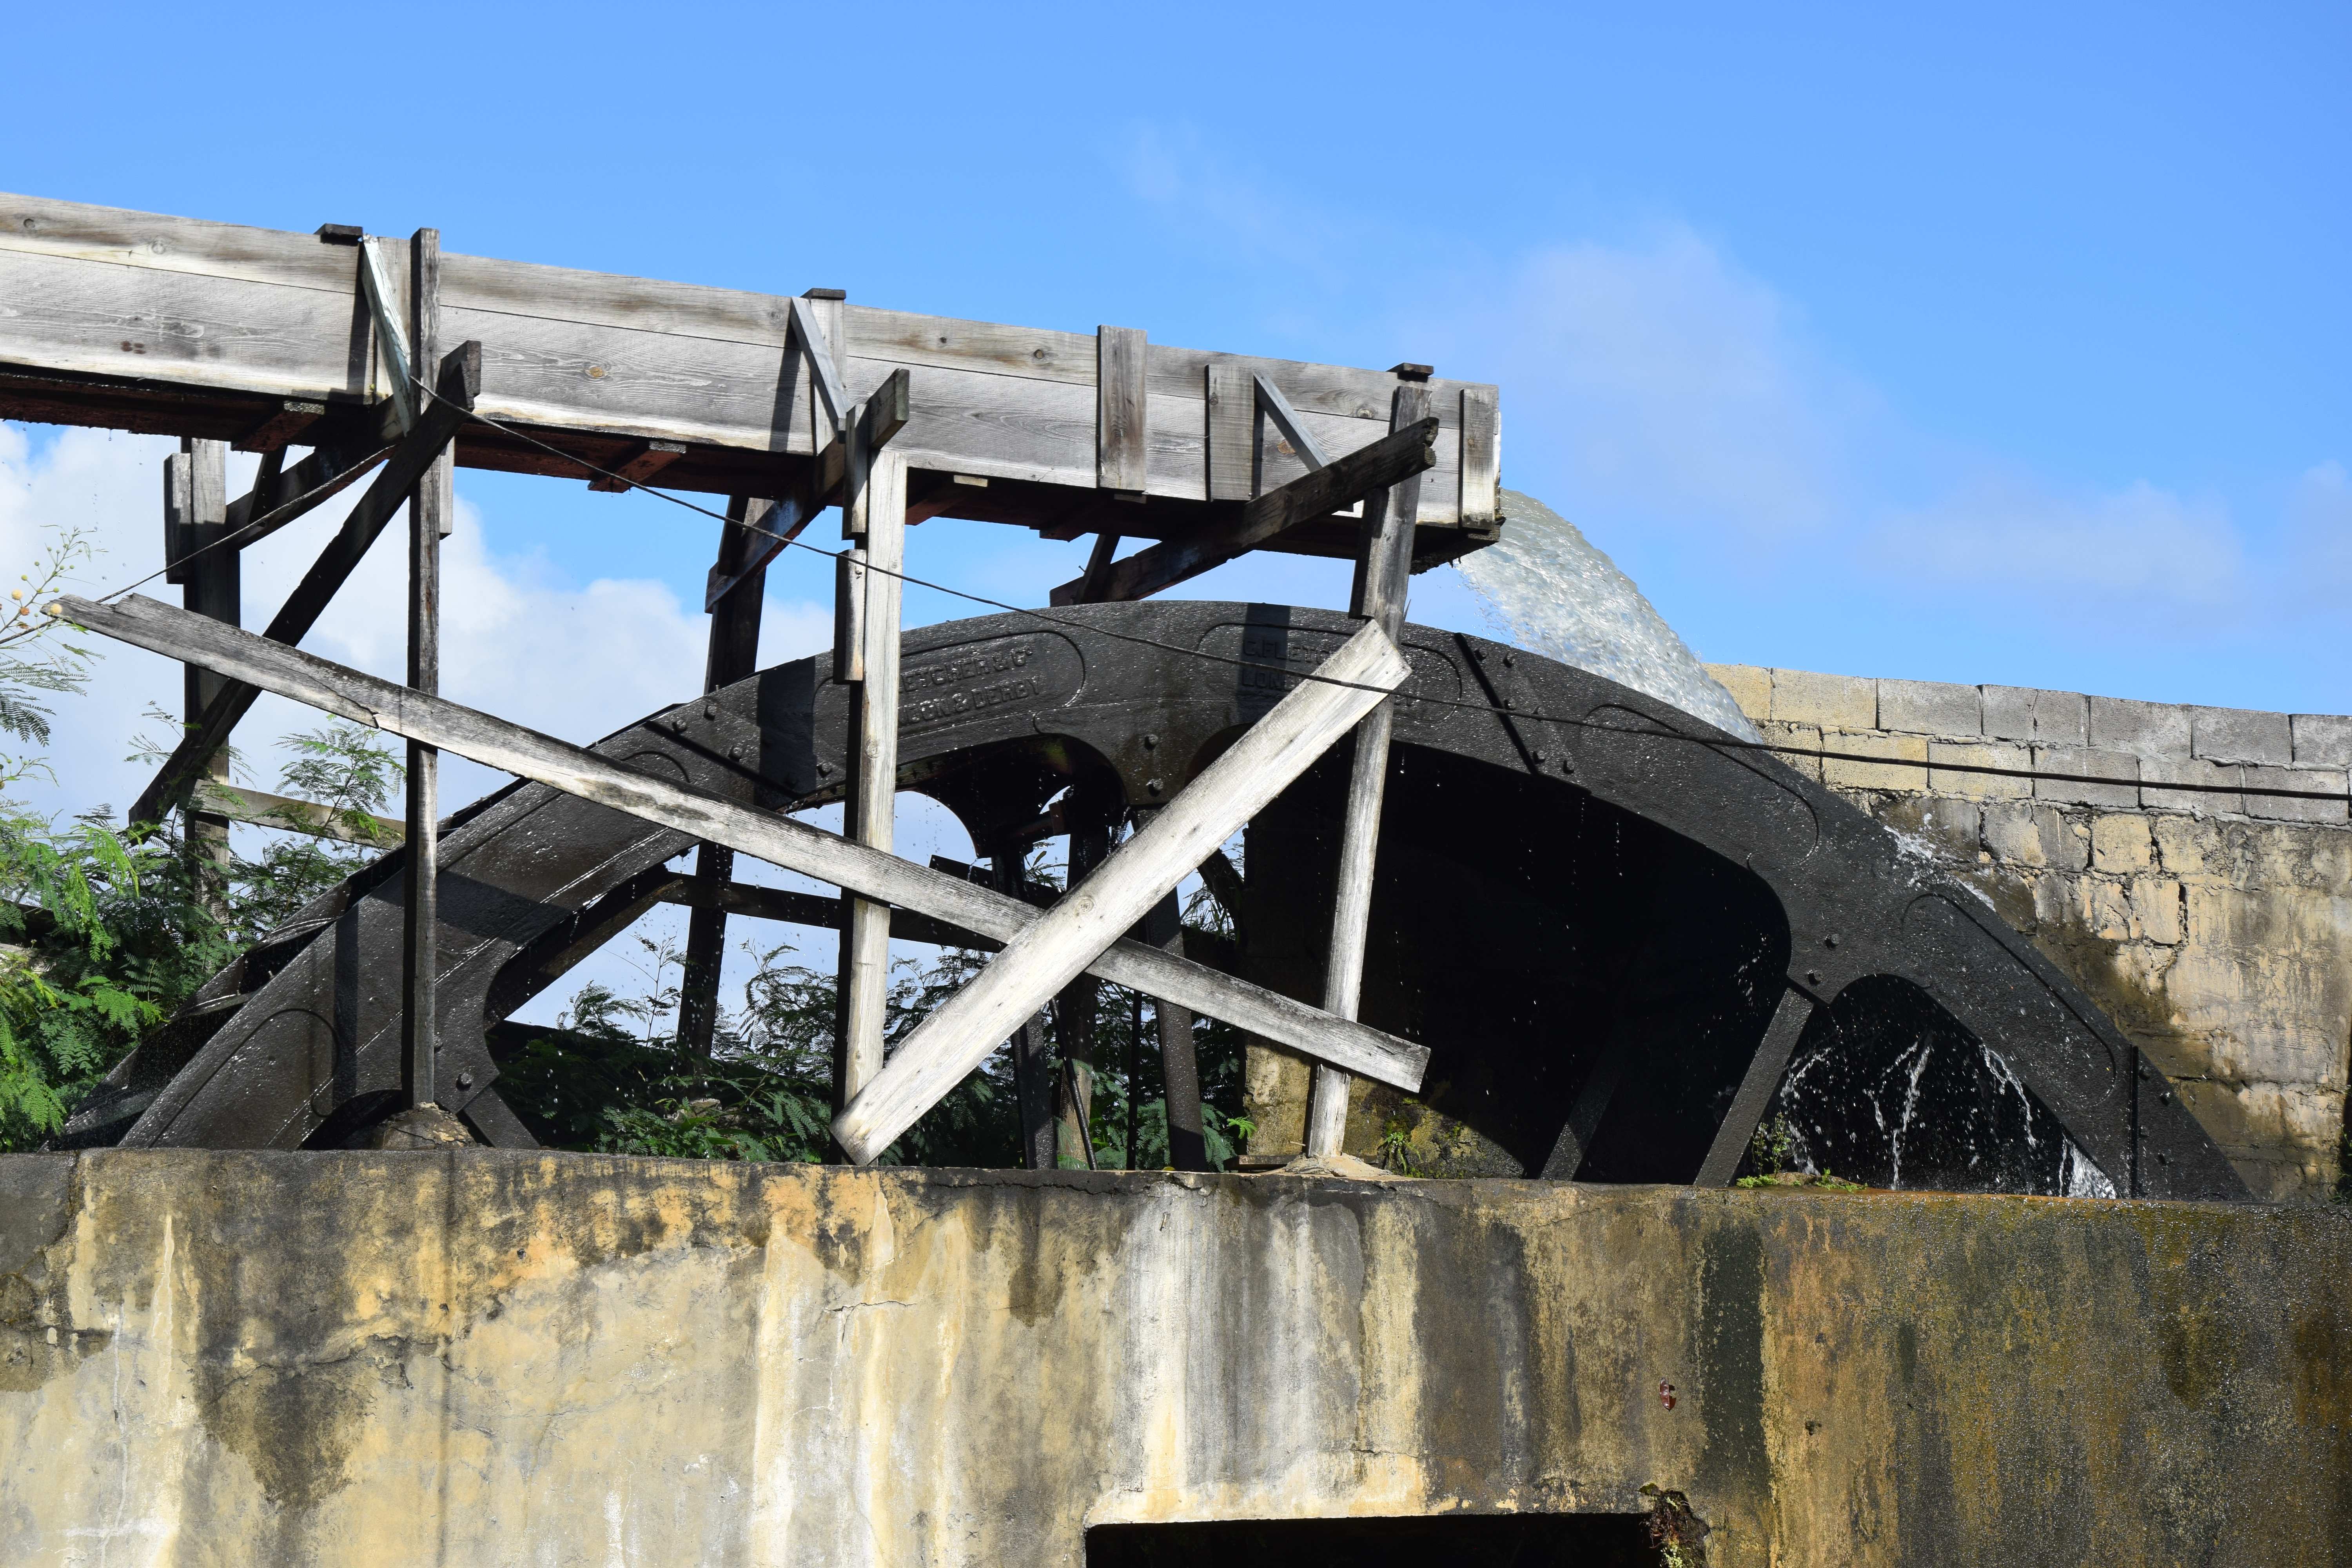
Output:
60,593,1428,1161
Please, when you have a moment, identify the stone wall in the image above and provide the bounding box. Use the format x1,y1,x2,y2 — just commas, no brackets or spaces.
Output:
2,1152,2347,1565
1708,663,2352,1203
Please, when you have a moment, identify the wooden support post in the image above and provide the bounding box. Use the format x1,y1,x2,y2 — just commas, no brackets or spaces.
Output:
832,621,1409,1165
61,590,1433,1096
1054,815,1111,1165
835,429,908,1116
1694,987,1817,1187
167,439,234,915
1096,326,1148,495
401,227,446,1113
993,849,1057,1170
1203,362,1254,502
128,342,481,829
1142,884,1205,1171
677,496,778,1068
1305,380,1433,1156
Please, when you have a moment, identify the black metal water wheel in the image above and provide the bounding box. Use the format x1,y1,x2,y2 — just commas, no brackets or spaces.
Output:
61,602,2245,1200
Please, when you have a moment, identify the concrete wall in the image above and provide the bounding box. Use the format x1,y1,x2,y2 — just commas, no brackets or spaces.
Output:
1710,664,2352,1203
3,1152,2347,1566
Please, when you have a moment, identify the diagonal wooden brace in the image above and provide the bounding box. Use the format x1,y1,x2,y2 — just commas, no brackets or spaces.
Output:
703,368,909,611
60,592,1431,1102
1048,417,1438,606
831,620,1411,1163
127,343,481,829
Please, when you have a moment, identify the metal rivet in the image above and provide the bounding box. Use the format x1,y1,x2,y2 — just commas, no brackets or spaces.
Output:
1142,733,1159,750
456,1070,474,1090
1824,934,1841,949
2159,1090,2174,1105
1531,750,1546,765
705,699,719,719
1501,652,1514,666
2156,1152,2169,1165
1806,970,1823,986
817,761,833,775
729,743,745,760
1147,778,1164,795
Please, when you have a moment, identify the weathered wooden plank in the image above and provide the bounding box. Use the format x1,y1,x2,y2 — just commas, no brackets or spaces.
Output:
1459,385,1500,524
1203,361,1254,502
837,449,909,1105
831,621,1410,1164
60,591,1432,1094
0,191,1495,527
403,226,447,1113
1047,417,1438,606
190,780,403,844
1252,372,1332,472
1096,326,1149,493
358,238,416,431
1307,382,1431,1156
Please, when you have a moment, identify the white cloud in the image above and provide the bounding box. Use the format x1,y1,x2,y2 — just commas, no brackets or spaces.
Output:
1472,228,1871,542
1869,474,2250,618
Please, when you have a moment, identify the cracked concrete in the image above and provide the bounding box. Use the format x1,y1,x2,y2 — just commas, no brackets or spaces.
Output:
0,1152,2345,1565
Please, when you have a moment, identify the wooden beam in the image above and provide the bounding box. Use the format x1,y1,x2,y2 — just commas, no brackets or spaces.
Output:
356,238,416,433
234,399,326,454
789,293,850,439
678,495,781,1065
1142,883,1206,1171
995,851,1058,1171
172,438,234,918
189,780,404,844
1074,530,1122,604
1306,381,1432,1156
1203,361,1253,502
836,447,908,1109
126,342,480,829
402,226,446,1113
59,592,1431,1096
1252,372,1332,470
1097,325,1149,494
656,878,983,949
224,427,397,546
831,620,1410,1164
1695,987,1817,1187
1459,385,1500,525
1046,417,1438,606
586,439,687,492
0,192,1498,533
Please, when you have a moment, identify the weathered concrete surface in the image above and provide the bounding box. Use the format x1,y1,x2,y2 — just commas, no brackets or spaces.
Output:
1709,664,2352,1201
2,1152,2346,1565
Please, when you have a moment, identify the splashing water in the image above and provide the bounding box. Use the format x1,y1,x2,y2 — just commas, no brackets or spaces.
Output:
1455,490,1760,741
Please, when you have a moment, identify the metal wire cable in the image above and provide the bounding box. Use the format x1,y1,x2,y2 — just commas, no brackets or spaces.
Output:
19,373,2351,806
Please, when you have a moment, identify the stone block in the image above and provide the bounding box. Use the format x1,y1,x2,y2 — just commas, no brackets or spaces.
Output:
1982,801,2087,870
2290,712,2352,768
1878,795,1981,864
2191,706,2292,765
1770,667,1876,730
1877,677,1980,737
2087,695,2190,760
2083,878,2132,941
2150,815,2211,877
1820,730,1927,792
2243,765,2350,825
1928,740,2030,799
2031,746,2138,808
1982,685,2087,746
2140,756,2243,817
1705,664,1772,724
2091,813,2154,874
2129,876,2184,944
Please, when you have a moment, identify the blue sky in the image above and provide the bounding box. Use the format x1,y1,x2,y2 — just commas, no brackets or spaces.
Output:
10,1,2348,712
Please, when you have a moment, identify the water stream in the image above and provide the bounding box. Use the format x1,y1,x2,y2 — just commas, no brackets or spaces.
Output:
1454,489,1760,740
